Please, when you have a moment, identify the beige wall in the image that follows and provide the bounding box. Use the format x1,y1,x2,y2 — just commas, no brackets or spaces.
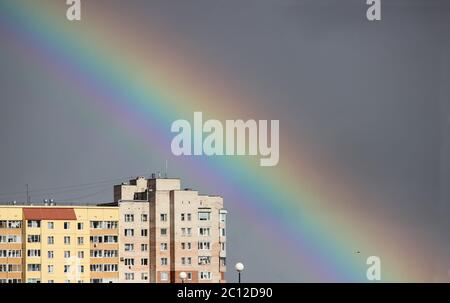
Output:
115,178,226,284
0,207,23,283
169,192,225,283
118,201,150,283
0,206,119,284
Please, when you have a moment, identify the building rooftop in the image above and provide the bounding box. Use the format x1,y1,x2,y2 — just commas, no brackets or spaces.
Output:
0,202,116,208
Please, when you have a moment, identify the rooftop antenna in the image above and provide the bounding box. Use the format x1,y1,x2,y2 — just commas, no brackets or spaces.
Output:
165,160,168,178
26,184,30,204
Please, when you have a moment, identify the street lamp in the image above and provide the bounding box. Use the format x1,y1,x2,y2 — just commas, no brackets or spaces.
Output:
235,262,244,283
179,271,187,284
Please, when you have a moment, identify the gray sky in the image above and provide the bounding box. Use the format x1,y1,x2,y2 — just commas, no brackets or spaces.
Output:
1,0,450,281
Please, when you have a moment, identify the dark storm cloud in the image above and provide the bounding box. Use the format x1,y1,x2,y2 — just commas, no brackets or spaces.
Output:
1,0,450,281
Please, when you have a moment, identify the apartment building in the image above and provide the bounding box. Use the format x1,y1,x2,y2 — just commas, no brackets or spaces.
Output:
117,200,150,283
0,207,22,283
0,176,226,283
112,177,226,283
0,205,119,283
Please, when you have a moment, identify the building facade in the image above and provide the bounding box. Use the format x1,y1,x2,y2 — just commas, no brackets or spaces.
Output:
0,205,119,283
112,177,226,283
0,176,226,283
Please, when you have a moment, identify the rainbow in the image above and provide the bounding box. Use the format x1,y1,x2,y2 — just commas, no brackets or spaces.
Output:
0,0,438,281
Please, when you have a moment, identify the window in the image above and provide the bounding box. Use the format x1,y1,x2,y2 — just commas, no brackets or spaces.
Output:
92,237,103,245
64,222,70,230
0,235,21,243
160,213,167,222
104,235,118,243
160,228,167,236
78,251,84,259
77,237,84,245
187,272,192,280
141,214,148,222
199,256,211,265
27,264,41,272
141,258,148,266
27,220,40,228
64,251,71,258
160,243,168,251
64,265,70,273
9,220,21,228
181,257,192,265
124,258,134,266
181,213,185,221
103,264,118,272
221,242,226,251
0,265,21,272
198,212,211,221
124,214,134,222
48,222,54,229
0,221,21,229
220,228,226,237
187,213,192,221
48,251,54,259
199,227,210,236
27,278,40,283
160,272,168,281
141,244,148,252
77,222,84,230
220,257,226,267
90,264,102,272
125,273,134,281
1,250,21,258
160,258,168,266
105,221,118,229
141,229,148,237
91,250,102,258
200,271,212,280
48,280,54,283
104,250,118,258
124,229,134,237
48,265,54,273
220,213,226,223
78,265,84,273
27,235,40,243
124,244,134,252
48,236,54,245
90,221,101,229
141,273,148,281
27,249,41,257
198,242,210,250
181,242,191,250
64,236,71,245
182,228,192,236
